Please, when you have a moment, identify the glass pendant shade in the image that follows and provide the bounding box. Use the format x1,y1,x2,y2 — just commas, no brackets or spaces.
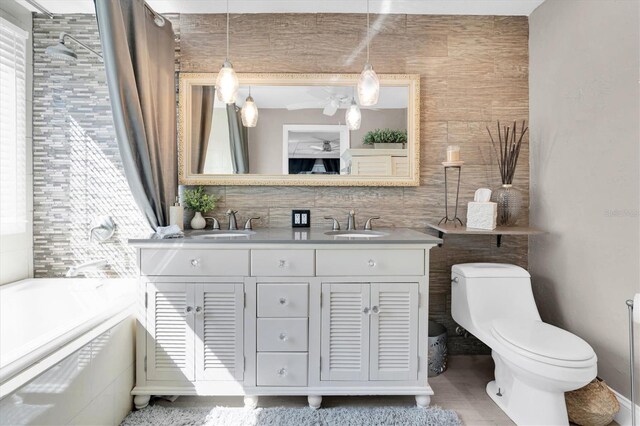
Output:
241,95,259,127
345,99,361,130
216,61,239,104
357,63,379,106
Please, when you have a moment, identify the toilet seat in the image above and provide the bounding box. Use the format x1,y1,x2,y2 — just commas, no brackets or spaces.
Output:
491,319,596,368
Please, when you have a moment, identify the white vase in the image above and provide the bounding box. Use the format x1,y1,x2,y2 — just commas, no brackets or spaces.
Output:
190,212,206,230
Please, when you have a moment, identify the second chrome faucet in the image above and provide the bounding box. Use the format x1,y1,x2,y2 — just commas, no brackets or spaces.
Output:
324,210,380,231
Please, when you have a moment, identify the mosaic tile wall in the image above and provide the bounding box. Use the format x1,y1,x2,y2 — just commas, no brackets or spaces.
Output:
32,13,529,354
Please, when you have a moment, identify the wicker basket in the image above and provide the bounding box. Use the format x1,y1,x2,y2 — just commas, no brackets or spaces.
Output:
565,378,620,426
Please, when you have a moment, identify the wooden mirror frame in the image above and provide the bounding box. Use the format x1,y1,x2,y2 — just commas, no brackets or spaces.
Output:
178,73,420,186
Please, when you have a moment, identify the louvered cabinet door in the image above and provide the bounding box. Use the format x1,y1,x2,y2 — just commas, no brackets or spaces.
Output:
146,282,195,381
195,283,244,381
369,283,419,381
320,283,370,381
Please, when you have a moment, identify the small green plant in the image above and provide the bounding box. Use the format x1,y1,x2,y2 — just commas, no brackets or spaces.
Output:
362,128,407,145
183,186,218,213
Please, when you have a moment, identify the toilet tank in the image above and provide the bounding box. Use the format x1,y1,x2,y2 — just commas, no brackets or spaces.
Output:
451,263,541,335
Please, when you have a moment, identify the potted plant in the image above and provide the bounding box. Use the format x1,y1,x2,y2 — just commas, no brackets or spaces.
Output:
183,186,218,230
363,128,407,149
486,120,528,226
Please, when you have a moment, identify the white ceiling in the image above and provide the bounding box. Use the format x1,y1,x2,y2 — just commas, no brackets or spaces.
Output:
19,0,546,16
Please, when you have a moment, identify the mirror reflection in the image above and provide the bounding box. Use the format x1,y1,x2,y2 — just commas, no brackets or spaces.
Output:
187,84,409,177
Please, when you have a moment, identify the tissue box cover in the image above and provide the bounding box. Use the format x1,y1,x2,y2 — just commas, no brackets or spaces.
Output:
467,202,497,230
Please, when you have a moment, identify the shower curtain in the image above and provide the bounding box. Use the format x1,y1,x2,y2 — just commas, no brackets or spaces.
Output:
227,104,249,174
191,86,215,174
94,0,176,231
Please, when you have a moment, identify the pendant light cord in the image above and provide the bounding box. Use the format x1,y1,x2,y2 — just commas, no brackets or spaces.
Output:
226,0,230,61
366,0,370,63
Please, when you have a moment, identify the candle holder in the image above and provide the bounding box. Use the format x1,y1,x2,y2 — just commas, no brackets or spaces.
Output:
438,161,464,227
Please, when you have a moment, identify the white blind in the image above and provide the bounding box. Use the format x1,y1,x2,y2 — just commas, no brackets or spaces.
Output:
0,18,28,235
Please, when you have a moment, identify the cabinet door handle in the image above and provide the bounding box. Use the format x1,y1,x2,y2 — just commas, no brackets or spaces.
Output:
195,306,202,315
185,306,193,314
278,259,287,268
279,332,288,342
367,259,376,267
371,305,379,314
363,307,370,314
277,367,288,377
190,258,200,267
279,297,288,305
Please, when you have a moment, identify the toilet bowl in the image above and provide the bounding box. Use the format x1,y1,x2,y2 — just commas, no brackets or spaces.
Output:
451,263,597,426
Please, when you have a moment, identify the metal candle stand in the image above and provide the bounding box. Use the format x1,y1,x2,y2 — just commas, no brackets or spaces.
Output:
438,165,464,227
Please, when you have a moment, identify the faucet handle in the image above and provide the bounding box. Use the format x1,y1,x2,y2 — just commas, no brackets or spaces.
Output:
324,217,341,231
226,209,238,216
244,217,260,230
204,217,220,230
363,216,380,231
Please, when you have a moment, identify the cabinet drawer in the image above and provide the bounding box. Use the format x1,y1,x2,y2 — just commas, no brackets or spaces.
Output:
316,249,424,276
257,318,308,352
257,283,308,317
251,250,314,276
140,249,249,276
257,353,308,387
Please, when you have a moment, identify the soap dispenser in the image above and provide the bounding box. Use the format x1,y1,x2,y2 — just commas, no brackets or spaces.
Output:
169,196,184,230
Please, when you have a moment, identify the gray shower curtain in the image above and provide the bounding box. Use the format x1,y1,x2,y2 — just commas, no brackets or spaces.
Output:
227,104,249,174
94,0,176,231
191,86,215,174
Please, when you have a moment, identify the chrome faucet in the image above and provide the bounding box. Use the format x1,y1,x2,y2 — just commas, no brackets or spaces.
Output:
324,217,341,231
226,210,238,230
66,259,108,277
244,217,260,230
347,210,356,231
363,216,380,230
204,216,220,230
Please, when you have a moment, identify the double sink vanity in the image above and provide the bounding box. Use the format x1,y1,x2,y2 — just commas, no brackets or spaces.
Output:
129,223,440,410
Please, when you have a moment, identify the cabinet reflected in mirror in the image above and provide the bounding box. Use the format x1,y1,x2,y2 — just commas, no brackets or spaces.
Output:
179,73,420,186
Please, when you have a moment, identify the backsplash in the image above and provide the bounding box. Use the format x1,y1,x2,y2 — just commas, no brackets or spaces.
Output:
32,13,529,354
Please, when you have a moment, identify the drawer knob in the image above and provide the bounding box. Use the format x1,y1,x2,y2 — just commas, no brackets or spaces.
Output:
371,305,379,314
185,306,193,314
368,259,376,267
279,297,288,305
363,307,370,314
279,332,288,342
195,306,202,315
277,368,288,377
190,259,200,267
278,259,287,268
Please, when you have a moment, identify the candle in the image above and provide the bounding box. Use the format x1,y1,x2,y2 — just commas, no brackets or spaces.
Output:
446,145,460,162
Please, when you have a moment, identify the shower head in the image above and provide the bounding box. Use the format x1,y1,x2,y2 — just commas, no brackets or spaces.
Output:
45,32,103,61
45,40,77,61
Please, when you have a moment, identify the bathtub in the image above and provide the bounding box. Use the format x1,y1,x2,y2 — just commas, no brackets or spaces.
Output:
0,278,137,425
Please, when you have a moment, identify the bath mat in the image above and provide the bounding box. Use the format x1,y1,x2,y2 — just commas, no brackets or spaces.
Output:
120,404,461,426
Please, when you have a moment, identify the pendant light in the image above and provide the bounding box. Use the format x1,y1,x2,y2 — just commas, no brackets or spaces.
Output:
358,0,379,106
215,0,239,104
241,87,259,127
345,97,361,130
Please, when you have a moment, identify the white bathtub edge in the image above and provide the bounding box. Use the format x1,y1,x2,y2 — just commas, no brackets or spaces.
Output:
0,304,135,399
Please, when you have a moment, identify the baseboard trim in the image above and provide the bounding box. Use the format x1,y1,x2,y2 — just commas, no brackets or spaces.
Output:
611,387,640,426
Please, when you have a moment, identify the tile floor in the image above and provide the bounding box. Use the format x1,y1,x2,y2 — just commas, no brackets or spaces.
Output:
156,355,515,425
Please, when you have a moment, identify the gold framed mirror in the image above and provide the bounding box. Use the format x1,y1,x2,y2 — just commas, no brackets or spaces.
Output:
178,73,420,186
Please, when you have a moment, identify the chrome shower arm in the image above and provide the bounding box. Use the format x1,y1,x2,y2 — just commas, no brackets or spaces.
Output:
59,32,103,60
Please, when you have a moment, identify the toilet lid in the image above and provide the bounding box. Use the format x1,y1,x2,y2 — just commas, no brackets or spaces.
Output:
491,319,595,362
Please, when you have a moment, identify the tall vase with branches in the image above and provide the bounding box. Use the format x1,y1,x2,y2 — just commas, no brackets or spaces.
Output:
487,120,528,226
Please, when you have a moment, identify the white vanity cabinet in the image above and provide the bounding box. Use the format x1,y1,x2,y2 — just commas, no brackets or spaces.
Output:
130,235,437,410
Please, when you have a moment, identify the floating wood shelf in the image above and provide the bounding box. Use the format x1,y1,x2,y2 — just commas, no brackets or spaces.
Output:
426,223,545,247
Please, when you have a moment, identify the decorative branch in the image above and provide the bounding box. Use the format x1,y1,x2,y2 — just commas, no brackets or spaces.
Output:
486,120,528,185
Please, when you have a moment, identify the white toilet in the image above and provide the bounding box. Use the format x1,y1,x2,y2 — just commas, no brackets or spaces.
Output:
451,263,597,426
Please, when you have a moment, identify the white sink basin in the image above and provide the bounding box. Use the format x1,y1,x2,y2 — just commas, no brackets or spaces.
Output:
192,230,255,239
325,230,388,238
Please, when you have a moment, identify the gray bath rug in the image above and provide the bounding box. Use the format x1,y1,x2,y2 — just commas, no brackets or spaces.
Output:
121,405,461,426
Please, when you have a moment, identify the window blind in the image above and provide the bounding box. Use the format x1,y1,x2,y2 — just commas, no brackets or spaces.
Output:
0,18,28,235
